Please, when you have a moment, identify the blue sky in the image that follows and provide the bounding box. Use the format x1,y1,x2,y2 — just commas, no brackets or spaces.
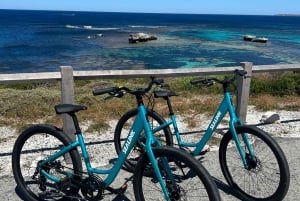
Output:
1,0,300,15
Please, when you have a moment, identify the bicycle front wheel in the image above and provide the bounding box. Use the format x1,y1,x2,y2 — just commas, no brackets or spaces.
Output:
114,108,173,173
133,146,221,201
12,124,83,201
219,125,290,201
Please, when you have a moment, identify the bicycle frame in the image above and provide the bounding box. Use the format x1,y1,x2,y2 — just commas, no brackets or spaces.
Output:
38,105,174,200
153,91,255,169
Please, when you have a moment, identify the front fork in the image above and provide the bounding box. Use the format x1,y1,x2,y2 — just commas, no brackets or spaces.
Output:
146,145,177,201
229,122,256,170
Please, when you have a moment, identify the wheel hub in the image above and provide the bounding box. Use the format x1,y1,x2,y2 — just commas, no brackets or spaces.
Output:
245,153,261,171
167,181,184,200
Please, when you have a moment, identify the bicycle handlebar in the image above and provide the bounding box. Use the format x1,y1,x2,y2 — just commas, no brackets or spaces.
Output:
93,87,119,96
92,76,167,99
191,69,247,87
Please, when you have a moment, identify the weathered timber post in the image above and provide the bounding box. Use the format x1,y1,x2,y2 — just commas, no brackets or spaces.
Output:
60,66,76,141
236,62,253,122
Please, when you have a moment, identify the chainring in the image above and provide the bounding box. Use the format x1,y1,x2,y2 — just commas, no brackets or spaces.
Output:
81,175,104,201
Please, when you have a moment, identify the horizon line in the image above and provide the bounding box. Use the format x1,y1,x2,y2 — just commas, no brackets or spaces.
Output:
1,8,295,16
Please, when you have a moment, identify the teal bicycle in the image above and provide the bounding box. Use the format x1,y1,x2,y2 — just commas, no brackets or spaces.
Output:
12,86,221,200
113,71,290,201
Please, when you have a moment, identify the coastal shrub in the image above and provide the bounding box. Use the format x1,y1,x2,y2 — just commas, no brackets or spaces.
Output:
0,81,58,90
168,77,197,93
0,72,299,130
250,72,300,96
75,80,91,87
250,78,271,94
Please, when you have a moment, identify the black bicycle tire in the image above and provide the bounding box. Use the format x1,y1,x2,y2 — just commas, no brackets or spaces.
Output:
133,146,221,201
219,125,290,201
114,108,173,172
12,124,83,201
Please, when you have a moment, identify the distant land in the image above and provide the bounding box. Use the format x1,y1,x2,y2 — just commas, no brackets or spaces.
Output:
275,14,300,16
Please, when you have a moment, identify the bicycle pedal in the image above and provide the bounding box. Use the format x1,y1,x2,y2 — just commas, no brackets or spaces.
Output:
119,184,128,194
199,145,210,155
59,177,71,190
106,184,128,195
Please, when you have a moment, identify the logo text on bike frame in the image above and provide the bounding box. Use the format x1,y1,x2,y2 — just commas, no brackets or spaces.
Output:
122,130,135,154
209,111,222,130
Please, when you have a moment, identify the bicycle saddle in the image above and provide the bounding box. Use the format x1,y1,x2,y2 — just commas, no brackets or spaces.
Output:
154,90,178,98
55,104,87,115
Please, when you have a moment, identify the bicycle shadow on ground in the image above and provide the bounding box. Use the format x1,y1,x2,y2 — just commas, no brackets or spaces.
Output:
15,185,26,200
15,185,132,201
14,176,241,201
197,155,242,200
212,177,243,199
14,156,241,201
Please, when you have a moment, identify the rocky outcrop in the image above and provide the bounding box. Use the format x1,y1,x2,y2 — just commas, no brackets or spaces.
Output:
129,33,157,43
243,35,268,43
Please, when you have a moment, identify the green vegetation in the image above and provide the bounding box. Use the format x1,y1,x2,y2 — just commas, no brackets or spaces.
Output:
0,72,299,133
250,72,300,96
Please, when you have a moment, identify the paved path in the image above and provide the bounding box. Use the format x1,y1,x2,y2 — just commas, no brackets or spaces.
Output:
1,137,299,201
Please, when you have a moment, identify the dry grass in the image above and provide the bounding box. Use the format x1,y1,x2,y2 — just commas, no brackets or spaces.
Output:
0,74,299,134
250,94,300,111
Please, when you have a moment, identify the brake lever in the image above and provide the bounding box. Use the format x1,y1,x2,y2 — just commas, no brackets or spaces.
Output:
160,83,170,89
201,78,213,86
104,91,124,101
235,69,250,78
104,95,115,101
206,82,214,87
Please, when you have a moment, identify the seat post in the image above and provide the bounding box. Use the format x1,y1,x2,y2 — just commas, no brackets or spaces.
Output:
70,113,82,135
165,97,174,115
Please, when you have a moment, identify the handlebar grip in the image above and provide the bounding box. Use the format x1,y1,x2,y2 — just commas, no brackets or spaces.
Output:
190,78,207,85
161,83,170,88
235,69,247,76
154,78,164,84
93,87,117,96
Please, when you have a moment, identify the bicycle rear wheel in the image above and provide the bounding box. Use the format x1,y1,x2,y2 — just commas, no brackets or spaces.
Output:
12,124,83,201
133,146,221,201
114,108,173,173
219,125,290,201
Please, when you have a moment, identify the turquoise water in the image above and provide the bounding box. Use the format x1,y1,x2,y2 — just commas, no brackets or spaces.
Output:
1,10,300,73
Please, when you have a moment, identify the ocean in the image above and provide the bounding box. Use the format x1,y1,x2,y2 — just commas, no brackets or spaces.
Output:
1,9,300,73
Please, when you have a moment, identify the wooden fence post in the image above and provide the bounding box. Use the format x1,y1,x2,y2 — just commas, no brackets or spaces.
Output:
60,66,76,141
236,62,253,122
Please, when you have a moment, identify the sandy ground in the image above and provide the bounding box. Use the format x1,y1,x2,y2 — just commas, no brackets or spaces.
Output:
0,106,299,200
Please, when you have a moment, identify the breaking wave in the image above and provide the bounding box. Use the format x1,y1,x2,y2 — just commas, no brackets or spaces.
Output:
66,25,120,31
